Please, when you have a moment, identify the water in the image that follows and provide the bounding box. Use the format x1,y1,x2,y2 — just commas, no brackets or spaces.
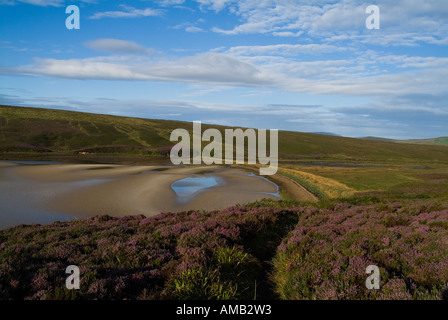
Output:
0,178,78,229
171,176,219,203
171,173,281,203
0,164,282,229
0,160,64,165
0,167,109,230
249,172,281,198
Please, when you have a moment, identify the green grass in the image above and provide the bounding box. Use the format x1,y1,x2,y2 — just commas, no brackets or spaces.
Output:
278,170,329,199
397,137,448,146
282,165,447,191
0,105,182,154
278,130,448,164
1,105,447,165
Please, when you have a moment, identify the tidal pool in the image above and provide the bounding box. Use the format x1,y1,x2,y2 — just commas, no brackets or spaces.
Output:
171,176,219,203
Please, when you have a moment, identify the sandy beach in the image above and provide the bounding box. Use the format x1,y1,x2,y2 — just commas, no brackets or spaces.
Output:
0,162,296,227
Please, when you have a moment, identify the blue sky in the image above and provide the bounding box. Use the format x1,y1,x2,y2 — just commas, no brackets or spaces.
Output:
0,0,447,139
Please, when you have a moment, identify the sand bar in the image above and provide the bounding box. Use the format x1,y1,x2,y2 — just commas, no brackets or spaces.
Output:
3,163,285,223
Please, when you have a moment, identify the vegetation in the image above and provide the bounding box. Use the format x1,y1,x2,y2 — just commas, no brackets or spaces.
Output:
1,198,447,300
273,201,448,300
1,105,446,164
0,207,299,300
1,105,447,300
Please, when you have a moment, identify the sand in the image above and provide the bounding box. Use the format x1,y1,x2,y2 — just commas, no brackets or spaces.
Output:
8,163,286,219
233,165,318,202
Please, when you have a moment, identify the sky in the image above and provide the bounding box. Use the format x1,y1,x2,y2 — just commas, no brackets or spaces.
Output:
0,0,447,139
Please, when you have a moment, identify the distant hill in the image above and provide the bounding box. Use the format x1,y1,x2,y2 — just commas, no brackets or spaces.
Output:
396,137,448,146
1,105,447,164
310,132,341,137
361,136,396,142
361,136,448,146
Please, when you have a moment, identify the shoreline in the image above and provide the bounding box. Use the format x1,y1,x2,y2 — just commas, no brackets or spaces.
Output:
0,152,171,165
232,164,318,202
0,162,295,228
1,154,319,202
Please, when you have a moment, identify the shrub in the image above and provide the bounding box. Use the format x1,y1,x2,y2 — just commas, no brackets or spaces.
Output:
0,207,297,300
272,202,448,300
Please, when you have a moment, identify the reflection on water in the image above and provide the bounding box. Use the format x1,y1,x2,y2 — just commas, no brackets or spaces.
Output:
0,167,108,230
0,160,64,165
0,179,77,229
0,164,282,230
249,172,281,198
171,176,219,203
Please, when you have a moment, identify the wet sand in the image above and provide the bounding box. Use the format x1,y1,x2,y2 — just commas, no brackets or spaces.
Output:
233,165,318,202
0,163,285,227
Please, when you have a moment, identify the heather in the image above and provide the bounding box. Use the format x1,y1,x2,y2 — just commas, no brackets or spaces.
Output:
1,200,448,300
0,206,299,300
273,201,448,300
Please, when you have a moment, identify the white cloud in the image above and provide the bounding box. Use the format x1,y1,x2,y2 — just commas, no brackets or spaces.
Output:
0,0,63,5
375,55,448,69
193,0,448,45
185,26,204,32
271,31,303,37
172,18,207,32
222,43,349,57
9,50,448,102
84,39,154,55
195,0,234,12
1,0,94,6
15,57,152,80
157,0,185,5
11,53,276,87
90,5,164,19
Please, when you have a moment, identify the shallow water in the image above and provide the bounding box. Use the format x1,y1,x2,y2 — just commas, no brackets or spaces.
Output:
171,176,219,203
0,163,282,230
249,173,281,198
0,168,108,230
0,160,64,165
0,178,77,229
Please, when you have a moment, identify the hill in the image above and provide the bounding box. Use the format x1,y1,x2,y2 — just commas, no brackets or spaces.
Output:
396,137,448,146
310,132,341,136
361,136,396,142
362,136,448,146
0,105,447,165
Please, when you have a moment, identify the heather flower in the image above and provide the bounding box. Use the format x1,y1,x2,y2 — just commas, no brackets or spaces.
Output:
381,237,390,247
10,280,19,288
1,200,446,300
273,202,448,300
32,274,50,290
391,202,402,209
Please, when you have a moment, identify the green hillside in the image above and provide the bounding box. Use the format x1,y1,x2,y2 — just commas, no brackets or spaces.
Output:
363,136,448,146
0,105,447,165
397,137,448,146
278,131,447,164
0,105,184,155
